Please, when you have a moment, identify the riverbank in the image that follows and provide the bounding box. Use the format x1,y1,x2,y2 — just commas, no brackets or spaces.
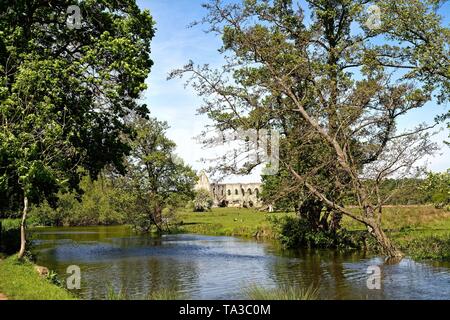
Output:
179,206,450,260
343,206,450,260
0,256,76,300
177,207,292,239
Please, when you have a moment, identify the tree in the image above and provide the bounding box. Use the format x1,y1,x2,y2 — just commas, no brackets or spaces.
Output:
421,170,450,210
0,0,154,258
171,0,448,258
118,115,197,232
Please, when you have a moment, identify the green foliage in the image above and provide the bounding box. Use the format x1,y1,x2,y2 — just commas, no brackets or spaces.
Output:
46,270,63,287
244,284,319,300
341,178,432,206
269,215,366,250
193,189,214,212
421,170,450,210
109,115,197,233
29,175,127,226
400,235,450,261
28,118,199,231
261,170,302,212
0,0,155,212
174,0,449,258
0,219,21,254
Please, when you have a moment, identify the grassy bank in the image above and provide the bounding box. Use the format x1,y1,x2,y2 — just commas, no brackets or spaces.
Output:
179,206,450,260
177,207,293,239
0,256,76,300
342,206,450,260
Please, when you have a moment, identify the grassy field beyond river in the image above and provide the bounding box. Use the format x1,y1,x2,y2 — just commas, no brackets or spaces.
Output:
177,207,287,239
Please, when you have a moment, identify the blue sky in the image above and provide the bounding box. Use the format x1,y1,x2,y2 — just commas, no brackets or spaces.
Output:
137,0,449,181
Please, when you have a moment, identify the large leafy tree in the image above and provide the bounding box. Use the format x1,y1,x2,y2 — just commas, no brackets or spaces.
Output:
117,115,197,232
172,0,449,258
0,0,154,257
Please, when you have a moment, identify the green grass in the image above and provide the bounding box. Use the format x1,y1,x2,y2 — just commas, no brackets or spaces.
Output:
148,288,185,300
244,284,319,300
177,207,293,239
341,205,450,260
0,256,76,300
342,206,450,232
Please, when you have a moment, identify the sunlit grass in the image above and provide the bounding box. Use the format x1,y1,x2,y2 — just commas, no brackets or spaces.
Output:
342,206,450,231
177,207,293,238
0,256,75,300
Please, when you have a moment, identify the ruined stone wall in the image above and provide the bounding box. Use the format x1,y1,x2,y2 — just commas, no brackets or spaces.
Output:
211,183,262,208
195,172,262,208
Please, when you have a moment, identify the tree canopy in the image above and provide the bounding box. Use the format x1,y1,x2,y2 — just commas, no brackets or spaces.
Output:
0,0,154,211
172,0,449,258
0,0,155,257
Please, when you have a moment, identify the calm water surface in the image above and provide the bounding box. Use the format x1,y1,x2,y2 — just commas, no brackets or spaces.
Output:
31,226,450,300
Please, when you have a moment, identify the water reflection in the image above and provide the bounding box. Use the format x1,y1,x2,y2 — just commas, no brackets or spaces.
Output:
31,226,450,300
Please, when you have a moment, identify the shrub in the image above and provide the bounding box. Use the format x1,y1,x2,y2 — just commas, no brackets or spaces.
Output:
28,178,127,227
401,235,450,260
0,219,21,255
193,189,213,212
269,215,366,250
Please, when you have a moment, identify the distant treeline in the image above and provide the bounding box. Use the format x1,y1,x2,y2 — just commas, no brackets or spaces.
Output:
344,178,431,206
1,174,127,226
1,173,447,229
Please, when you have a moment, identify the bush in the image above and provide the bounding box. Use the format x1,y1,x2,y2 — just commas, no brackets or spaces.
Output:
0,219,21,255
29,177,127,227
421,170,450,210
193,189,213,212
269,215,367,250
401,235,450,260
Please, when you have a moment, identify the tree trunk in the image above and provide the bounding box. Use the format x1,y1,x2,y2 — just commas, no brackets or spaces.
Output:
18,196,28,259
329,210,342,232
151,205,163,233
367,219,403,259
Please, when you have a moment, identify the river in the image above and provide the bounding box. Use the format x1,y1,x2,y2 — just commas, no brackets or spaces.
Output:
31,225,450,300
